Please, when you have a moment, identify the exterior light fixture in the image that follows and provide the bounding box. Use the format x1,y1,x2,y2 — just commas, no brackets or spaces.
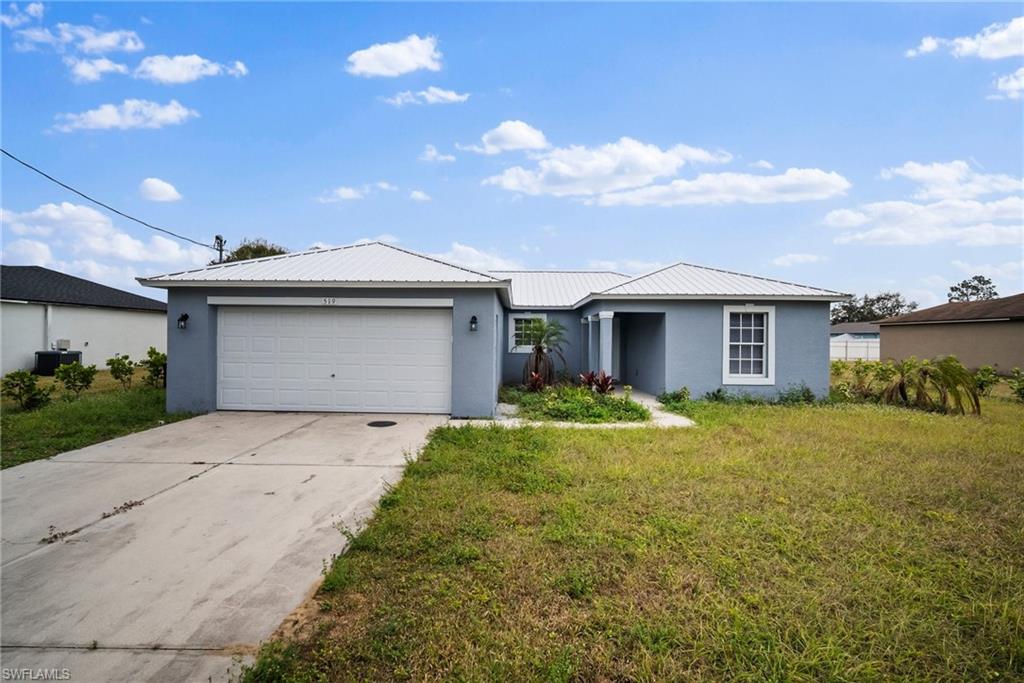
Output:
177,313,190,330
469,315,478,332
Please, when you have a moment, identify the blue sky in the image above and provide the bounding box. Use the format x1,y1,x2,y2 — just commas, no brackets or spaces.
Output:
2,2,1022,304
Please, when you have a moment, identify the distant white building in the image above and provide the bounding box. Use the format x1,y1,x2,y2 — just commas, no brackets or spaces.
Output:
1,265,167,375
829,322,880,360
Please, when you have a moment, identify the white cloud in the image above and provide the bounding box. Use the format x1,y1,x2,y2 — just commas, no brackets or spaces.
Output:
460,120,549,155
53,99,198,132
906,16,1024,60
419,144,455,163
409,190,431,202
345,34,441,77
430,242,522,271
351,234,400,245
992,66,1024,100
16,22,144,53
821,208,868,228
750,159,774,170
139,177,182,202
63,56,127,82
384,85,469,107
594,168,851,207
1,2,43,29
1,202,210,267
134,54,248,84
881,160,1022,199
2,238,53,265
951,259,1023,281
905,36,940,58
317,182,396,203
830,196,1024,246
588,259,667,274
318,186,364,202
771,253,823,267
485,136,733,197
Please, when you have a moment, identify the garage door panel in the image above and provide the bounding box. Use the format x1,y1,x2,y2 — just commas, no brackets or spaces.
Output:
217,306,452,413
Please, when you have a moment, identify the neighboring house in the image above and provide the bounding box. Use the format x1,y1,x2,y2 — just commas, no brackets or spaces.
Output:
878,293,1024,372
1,265,167,375
139,241,848,417
829,322,880,360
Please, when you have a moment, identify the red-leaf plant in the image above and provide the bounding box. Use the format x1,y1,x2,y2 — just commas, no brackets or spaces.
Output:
527,371,546,392
593,370,616,395
579,371,597,389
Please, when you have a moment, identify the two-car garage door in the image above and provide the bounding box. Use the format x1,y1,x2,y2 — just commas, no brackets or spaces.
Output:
217,306,452,413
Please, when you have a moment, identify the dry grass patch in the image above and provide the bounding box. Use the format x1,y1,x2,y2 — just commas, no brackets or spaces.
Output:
244,399,1024,681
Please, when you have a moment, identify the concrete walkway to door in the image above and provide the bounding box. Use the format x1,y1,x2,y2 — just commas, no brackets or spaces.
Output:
0,411,445,682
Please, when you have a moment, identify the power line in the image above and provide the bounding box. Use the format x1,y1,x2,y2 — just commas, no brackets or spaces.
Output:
1,147,219,253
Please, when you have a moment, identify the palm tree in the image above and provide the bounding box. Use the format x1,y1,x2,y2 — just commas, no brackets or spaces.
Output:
879,356,980,415
521,319,567,386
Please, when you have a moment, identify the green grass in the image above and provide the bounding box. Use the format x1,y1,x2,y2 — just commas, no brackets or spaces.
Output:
501,384,651,423
1,385,191,468
243,397,1024,681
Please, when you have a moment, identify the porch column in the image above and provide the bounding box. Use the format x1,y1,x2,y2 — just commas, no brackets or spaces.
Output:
588,314,599,371
599,311,614,375
580,317,589,376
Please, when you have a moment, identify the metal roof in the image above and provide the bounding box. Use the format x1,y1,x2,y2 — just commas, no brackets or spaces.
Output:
139,242,506,287
2,265,167,312
490,270,630,308
589,262,847,301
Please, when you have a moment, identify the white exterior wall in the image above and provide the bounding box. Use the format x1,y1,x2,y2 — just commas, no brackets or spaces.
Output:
1,302,46,375
1,302,166,374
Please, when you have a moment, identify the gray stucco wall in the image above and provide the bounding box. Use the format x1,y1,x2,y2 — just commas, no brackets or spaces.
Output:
164,286,502,418
500,309,583,385
581,299,831,398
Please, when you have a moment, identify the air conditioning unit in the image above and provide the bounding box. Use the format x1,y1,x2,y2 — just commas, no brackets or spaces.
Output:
55,339,71,351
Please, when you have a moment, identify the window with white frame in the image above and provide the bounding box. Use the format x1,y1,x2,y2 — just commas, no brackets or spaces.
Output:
508,313,546,353
722,305,775,385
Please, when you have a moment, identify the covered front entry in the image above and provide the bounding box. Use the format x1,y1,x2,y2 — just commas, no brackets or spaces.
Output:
216,306,453,413
582,310,666,395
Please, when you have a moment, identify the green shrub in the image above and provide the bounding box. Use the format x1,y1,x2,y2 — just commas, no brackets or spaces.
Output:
1,371,53,410
1007,368,1024,402
777,383,816,404
105,354,137,390
139,347,167,388
518,385,650,423
973,365,999,396
54,362,98,399
830,359,850,377
659,387,691,404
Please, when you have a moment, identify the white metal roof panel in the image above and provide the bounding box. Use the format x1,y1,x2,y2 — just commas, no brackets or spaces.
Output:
490,270,630,308
595,262,845,298
140,242,504,285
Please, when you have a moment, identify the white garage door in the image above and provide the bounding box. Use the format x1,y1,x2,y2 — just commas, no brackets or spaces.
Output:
217,307,452,413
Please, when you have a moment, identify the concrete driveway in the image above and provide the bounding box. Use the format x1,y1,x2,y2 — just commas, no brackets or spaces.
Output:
0,411,446,681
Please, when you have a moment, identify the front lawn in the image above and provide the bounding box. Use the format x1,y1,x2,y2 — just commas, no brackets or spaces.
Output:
501,384,651,423
245,398,1024,681
1,385,191,468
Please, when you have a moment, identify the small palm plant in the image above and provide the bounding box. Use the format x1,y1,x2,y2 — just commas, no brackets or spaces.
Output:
521,318,567,387
879,356,980,415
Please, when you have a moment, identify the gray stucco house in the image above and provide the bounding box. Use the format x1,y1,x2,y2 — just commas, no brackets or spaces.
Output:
139,241,847,418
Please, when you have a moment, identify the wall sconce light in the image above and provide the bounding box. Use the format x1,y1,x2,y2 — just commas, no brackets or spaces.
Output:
469,315,478,332
177,313,190,330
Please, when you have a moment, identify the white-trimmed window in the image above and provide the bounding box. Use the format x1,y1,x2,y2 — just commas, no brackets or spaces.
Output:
722,305,775,385
508,313,546,353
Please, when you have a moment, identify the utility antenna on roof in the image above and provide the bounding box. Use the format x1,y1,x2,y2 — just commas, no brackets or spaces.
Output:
214,235,226,263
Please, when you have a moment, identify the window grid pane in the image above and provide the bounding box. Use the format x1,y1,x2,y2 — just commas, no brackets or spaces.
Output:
728,311,768,377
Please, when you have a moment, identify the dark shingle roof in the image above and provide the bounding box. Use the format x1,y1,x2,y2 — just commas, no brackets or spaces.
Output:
1,265,167,312
830,322,880,334
878,292,1024,325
